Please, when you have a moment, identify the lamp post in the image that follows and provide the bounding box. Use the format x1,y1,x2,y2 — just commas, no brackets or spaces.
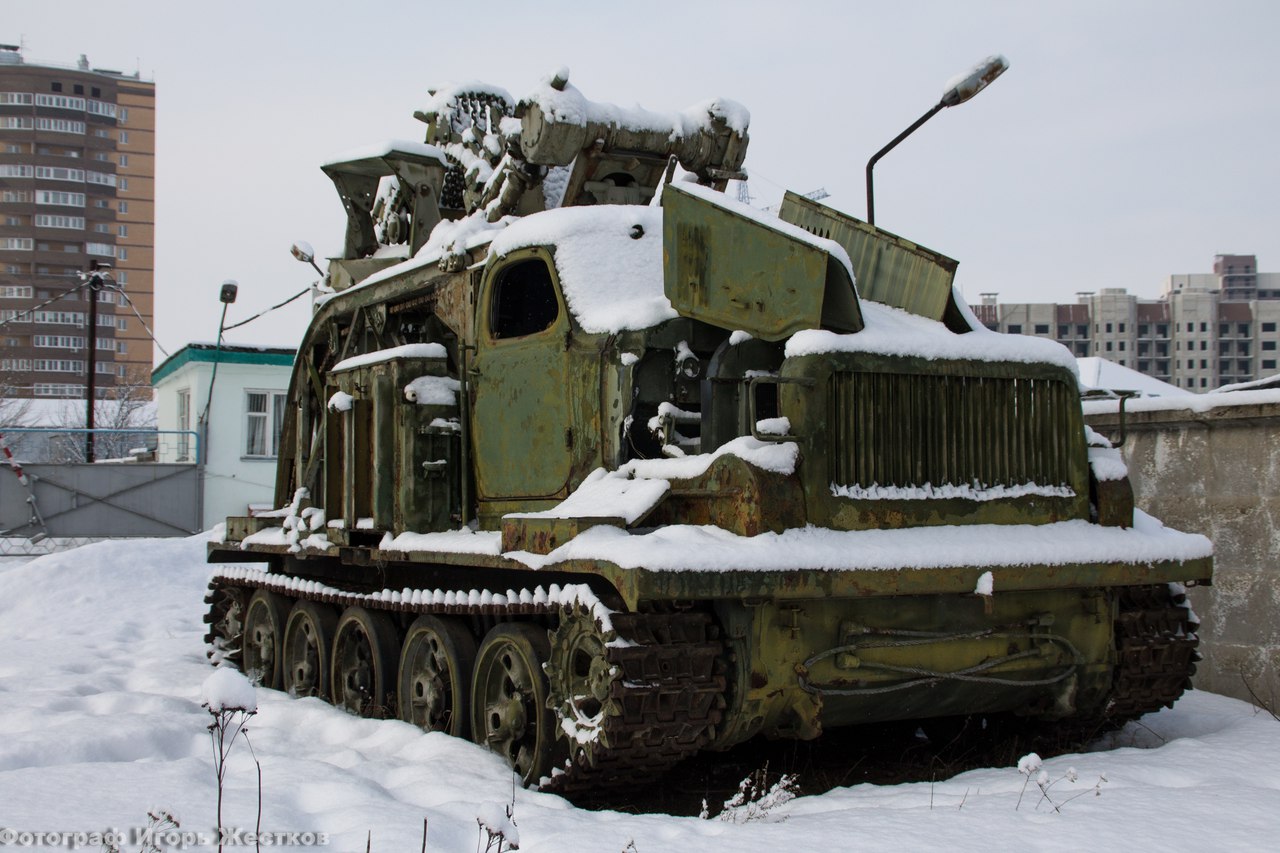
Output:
84,260,112,462
198,280,239,462
865,54,1008,226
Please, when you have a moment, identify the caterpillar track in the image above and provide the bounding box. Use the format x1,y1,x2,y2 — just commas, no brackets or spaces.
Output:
1104,583,1201,723
203,570,726,794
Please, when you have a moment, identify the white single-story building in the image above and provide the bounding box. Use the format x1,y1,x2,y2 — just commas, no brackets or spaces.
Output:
152,343,295,530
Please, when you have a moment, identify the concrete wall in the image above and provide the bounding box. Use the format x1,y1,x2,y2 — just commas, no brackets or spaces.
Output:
1086,397,1280,704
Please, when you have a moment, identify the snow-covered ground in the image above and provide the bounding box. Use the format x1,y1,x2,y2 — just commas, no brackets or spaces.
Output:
2,536,1278,851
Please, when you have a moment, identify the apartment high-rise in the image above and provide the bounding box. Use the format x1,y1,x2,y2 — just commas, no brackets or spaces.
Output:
0,45,155,400
971,255,1280,392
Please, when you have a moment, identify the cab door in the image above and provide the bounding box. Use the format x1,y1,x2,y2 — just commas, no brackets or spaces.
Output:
471,247,573,507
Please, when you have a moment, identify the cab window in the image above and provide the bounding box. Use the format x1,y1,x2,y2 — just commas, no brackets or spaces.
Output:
490,258,558,339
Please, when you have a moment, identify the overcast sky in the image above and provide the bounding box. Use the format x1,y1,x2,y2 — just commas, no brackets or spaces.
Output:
6,0,1279,358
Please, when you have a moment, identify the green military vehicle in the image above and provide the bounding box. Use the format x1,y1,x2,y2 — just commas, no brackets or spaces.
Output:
206,71,1212,795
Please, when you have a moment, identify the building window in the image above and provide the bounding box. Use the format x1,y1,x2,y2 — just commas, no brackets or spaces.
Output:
35,117,86,134
1263,322,1277,333
1264,341,1277,351
1077,324,1088,336
1105,342,1113,352
1006,324,1022,334
1105,322,1112,333
1240,323,1251,336
244,391,287,458
118,154,128,167
1200,378,1207,388
118,177,128,191
117,224,128,237
117,200,128,213
119,131,129,144
35,190,86,207
1200,322,1207,332
1264,360,1277,370
0,238,33,251
1118,323,1126,333
1219,323,1229,336
0,286,33,298
1057,324,1069,338
1118,341,1126,351
1031,324,1048,335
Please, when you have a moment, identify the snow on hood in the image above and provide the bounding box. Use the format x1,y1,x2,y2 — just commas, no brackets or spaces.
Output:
787,301,1081,374
489,204,675,334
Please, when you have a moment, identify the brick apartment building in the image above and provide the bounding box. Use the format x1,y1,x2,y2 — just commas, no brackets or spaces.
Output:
0,44,155,400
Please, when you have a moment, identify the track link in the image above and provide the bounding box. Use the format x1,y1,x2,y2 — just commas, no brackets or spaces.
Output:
1104,583,1200,722
542,611,727,796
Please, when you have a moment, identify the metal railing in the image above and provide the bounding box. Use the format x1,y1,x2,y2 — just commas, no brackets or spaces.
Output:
0,428,201,464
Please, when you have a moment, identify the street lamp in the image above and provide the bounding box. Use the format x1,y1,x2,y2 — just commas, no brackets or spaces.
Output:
865,54,1009,226
84,260,112,462
291,240,325,278
198,280,239,461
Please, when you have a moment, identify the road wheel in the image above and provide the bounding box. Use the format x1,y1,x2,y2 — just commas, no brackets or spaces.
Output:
332,606,400,717
282,600,337,699
243,590,290,689
398,615,477,737
471,622,562,786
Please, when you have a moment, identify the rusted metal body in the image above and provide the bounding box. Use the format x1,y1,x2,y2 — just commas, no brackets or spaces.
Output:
207,74,1211,793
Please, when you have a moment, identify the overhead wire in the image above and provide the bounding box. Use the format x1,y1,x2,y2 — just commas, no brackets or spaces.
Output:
221,285,312,332
0,278,95,329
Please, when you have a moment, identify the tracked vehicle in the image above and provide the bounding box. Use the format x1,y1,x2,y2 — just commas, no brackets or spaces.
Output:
206,71,1212,794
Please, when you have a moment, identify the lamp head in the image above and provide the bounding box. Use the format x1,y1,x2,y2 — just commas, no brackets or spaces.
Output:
940,55,1009,108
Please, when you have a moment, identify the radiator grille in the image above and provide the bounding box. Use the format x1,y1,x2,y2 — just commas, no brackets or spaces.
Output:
828,371,1077,490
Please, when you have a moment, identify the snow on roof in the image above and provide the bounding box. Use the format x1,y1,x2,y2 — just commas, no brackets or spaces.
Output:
321,139,449,169
490,205,676,334
511,509,1211,573
786,301,1080,374
521,70,749,135
1076,357,1189,397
